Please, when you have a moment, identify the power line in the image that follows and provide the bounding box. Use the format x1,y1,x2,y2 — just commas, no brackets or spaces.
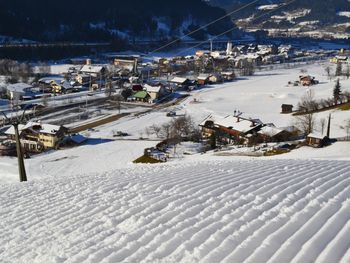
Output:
148,0,262,55
175,0,297,56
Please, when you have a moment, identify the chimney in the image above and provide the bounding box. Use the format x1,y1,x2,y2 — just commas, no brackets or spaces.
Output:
86,59,91,65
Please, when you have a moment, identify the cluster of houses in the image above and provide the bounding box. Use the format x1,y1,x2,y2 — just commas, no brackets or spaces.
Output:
2,42,316,105
3,60,110,101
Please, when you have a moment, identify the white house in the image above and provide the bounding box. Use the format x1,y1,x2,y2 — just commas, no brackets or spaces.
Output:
144,84,165,102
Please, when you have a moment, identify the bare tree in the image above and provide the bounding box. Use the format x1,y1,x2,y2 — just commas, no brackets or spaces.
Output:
324,66,332,80
170,115,195,139
160,123,172,140
297,89,317,112
345,120,350,139
294,113,315,135
149,124,162,138
37,62,51,76
346,65,350,79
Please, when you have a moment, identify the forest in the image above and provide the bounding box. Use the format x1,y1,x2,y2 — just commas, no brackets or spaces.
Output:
0,0,234,42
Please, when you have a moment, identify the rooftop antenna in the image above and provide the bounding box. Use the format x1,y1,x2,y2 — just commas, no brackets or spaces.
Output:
1,104,34,182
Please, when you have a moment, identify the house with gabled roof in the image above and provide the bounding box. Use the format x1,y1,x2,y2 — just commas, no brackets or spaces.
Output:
199,114,263,143
5,122,68,152
133,91,151,103
144,84,166,102
258,125,293,142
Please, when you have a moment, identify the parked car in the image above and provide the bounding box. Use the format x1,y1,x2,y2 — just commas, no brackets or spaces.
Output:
166,111,176,117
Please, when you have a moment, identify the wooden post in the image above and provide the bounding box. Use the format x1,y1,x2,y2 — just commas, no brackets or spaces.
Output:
14,123,27,182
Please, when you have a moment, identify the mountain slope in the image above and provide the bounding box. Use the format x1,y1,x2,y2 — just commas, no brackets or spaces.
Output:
0,0,234,42
210,0,350,39
1,159,350,262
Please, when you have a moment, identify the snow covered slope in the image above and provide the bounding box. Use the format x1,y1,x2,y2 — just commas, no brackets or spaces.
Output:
1,159,350,262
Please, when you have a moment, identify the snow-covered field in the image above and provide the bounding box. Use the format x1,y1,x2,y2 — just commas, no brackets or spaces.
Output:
1,61,350,262
1,159,350,262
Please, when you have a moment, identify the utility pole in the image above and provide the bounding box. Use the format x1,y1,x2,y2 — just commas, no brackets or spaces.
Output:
327,113,331,138
13,121,27,182
1,105,33,182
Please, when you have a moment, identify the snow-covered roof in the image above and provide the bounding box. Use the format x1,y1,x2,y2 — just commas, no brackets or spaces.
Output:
5,122,63,136
38,77,65,84
258,126,284,137
80,65,105,74
200,114,262,133
70,134,87,144
144,84,162,93
197,74,210,80
221,71,235,76
170,77,188,84
7,83,32,93
307,133,327,139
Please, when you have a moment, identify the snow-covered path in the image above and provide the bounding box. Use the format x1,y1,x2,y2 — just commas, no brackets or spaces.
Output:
1,159,350,263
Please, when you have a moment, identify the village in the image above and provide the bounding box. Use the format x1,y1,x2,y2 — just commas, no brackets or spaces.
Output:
0,42,349,162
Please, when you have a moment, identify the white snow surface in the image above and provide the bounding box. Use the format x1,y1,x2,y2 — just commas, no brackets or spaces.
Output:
1,61,350,262
1,159,350,262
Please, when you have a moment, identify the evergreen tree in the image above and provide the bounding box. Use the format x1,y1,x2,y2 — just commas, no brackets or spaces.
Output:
333,78,342,105
335,62,343,76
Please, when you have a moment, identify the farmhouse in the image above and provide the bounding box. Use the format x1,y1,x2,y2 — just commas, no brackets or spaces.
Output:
5,122,68,153
197,74,210,85
169,77,191,85
80,65,107,78
200,114,263,143
144,84,166,102
258,126,293,142
299,75,318,86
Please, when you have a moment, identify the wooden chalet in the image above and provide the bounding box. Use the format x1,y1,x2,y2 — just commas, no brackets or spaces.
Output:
169,77,191,88
299,75,318,86
258,126,293,143
5,122,68,153
281,104,293,114
197,74,210,85
306,133,330,148
144,84,166,102
199,114,263,144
